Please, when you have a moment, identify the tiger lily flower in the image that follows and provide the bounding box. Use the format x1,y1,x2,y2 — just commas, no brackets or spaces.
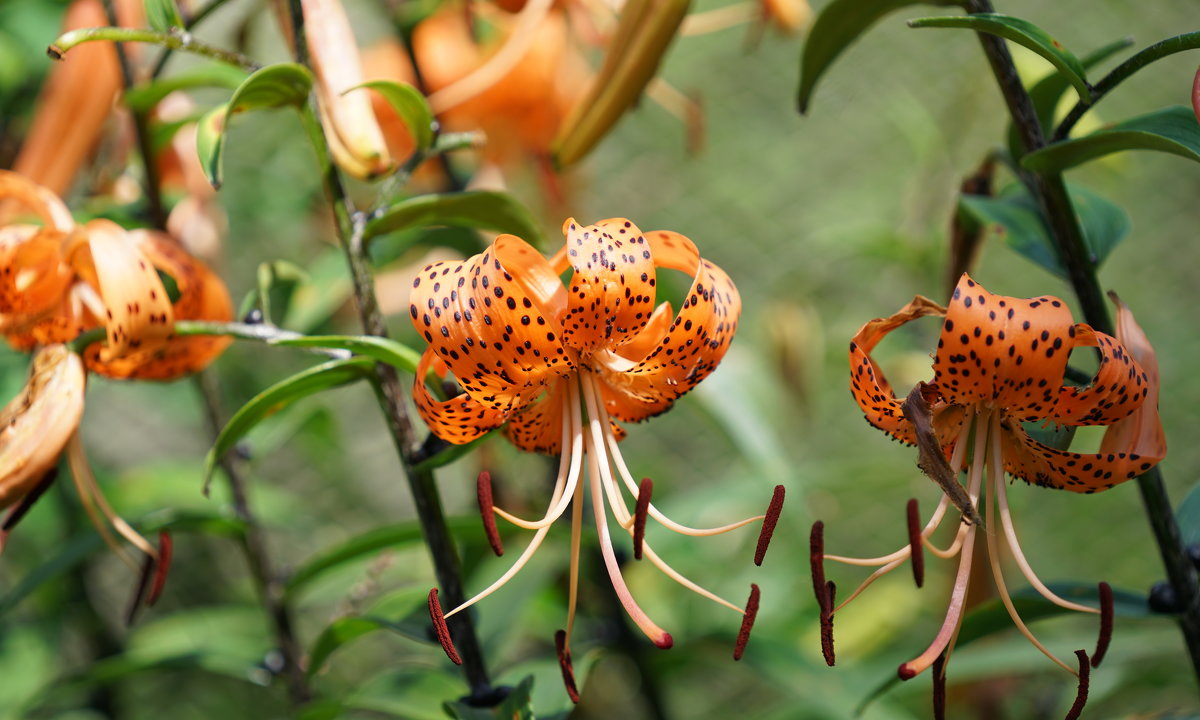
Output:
0,171,233,379
815,274,1165,717
411,218,783,694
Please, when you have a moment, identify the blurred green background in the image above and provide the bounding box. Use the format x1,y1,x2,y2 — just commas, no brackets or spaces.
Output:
1,0,1198,718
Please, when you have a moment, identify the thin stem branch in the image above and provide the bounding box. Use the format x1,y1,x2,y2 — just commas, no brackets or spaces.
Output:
152,0,239,77
965,0,1200,686
48,27,259,71
194,372,312,704
286,0,493,697
1054,31,1200,141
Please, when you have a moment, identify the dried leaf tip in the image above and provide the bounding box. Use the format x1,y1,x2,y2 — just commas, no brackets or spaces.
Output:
427,588,462,665
633,478,652,560
1092,582,1113,668
754,484,785,566
1064,650,1090,720
477,471,504,556
733,583,760,661
907,498,924,588
901,383,983,527
554,630,580,703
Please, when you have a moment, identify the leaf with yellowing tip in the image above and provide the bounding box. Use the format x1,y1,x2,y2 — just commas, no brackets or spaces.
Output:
553,0,691,168
0,345,85,509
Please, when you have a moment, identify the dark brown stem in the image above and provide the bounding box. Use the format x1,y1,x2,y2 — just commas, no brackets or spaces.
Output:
965,0,1200,687
195,372,312,704
286,0,492,696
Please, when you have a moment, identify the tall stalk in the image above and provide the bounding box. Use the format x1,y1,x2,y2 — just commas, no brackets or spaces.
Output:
965,0,1200,685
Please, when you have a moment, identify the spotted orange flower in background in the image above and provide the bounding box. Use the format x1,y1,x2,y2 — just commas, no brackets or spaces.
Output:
814,274,1165,717
410,217,783,698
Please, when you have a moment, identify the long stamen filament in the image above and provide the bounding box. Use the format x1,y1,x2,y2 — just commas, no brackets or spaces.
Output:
835,557,906,611
66,432,153,568
565,468,585,643
992,420,1098,616
985,415,1078,675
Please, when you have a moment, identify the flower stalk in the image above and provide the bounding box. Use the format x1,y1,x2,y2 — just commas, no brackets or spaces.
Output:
965,0,1200,685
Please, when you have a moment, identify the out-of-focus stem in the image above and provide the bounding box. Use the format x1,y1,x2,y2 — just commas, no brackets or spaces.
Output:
965,0,1200,688
49,27,259,70
287,0,493,697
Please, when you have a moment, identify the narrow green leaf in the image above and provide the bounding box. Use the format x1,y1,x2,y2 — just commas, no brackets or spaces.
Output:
797,0,961,113
307,616,424,677
1006,37,1133,158
857,583,1152,714
445,675,535,720
143,0,184,33
1023,105,1200,173
352,79,434,151
203,357,374,490
958,183,1128,278
269,335,421,374
909,14,1091,102
196,63,314,189
284,517,476,599
123,63,248,113
0,510,244,616
413,434,489,473
363,191,544,247
1177,481,1200,546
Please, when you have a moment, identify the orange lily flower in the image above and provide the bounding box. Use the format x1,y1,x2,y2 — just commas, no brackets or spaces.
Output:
411,218,783,694
816,274,1165,716
0,171,233,379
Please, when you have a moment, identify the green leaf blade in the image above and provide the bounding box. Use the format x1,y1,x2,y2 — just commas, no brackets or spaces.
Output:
908,13,1091,102
352,79,434,151
1023,105,1200,173
269,335,421,374
144,0,185,33
363,191,544,247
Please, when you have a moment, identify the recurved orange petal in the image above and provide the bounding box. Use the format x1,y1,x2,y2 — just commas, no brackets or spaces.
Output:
848,293,945,445
592,229,739,423
933,275,1075,416
1046,324,1150,427
0,225,73,319
560,217,657,354
999,419,1159,493
0,345,85,508
0,170,75,230
409,234,573,417
85,231,233,380
413,347,511,445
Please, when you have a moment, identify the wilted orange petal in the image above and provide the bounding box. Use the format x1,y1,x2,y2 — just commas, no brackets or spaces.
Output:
932,274,1074,416
560,217,657,354
0,346,85,509
412,347,510,445
1099,294,1165,464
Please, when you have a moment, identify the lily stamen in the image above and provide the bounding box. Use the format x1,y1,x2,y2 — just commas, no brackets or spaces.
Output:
633,477,652,560
907,498,925,587
476,471,505,556
1093,582,1113,667
733,583,760,660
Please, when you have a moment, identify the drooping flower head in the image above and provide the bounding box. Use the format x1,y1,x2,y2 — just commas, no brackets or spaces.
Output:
817,274,1165,717
411,218,783,696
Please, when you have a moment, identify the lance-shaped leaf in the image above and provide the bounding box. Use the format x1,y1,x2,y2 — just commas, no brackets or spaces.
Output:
196,63,314,189
553,0,689,167
362,191,543,247
308,616,425,678
268,335,421,374
797,0,961,114
958,182,1128,278
351,79,434,152
908,13,1091,102
124,63,249,113
855,583,1153,714
202,356,374,491
1023,105,1200,173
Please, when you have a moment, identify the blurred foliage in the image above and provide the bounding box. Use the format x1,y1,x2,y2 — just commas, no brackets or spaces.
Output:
1,0,1199,718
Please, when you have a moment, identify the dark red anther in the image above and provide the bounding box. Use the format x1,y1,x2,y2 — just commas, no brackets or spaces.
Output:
931,651,947,720
633,478,652,561
555,630,580,703
809,521,828,611
427,588,462,665
146,531,173,607
754,485,785,566
477,471,504,557
907,498,924,588
1064,650,1090,720
820,581,836,666
2,469,57,533
733,583,760,661
654,632,674,650
126,552,155,626
1092,581,1113,668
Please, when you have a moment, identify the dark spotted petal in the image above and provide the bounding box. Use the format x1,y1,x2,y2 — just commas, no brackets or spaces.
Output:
592,229,740,423
413,347,510,445
933,274,1075,417
848,293,945,446
560,217,656,354
409,234,574,419
999,418,1160,493
1046,324,1149,426
504,378,567,454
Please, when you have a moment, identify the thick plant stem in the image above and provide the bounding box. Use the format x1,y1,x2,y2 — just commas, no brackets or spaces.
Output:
196,373,313,705
966,0,1200,686
286,0,493,697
